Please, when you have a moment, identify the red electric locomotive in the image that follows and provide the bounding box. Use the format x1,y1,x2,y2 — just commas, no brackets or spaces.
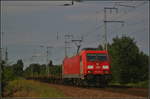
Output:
62,48,111,87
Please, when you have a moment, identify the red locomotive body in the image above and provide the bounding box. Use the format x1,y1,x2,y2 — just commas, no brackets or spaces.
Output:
81,50,111,75
63,55,81,78
62,48,111,86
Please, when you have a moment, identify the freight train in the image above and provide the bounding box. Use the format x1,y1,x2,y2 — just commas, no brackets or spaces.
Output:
27,48,111,87
62,48,111,87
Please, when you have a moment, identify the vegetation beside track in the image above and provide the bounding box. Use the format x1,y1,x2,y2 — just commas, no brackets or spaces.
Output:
3,79,65,97
126,80,149,88
110,80,149,88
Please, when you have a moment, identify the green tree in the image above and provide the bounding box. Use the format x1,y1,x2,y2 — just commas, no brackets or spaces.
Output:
48,60,53,67
24,63,47,77
97,44,104,50
136,52,149,81
13,59,24,76
108,36,143,84
2,64,17,93
2,66,16,82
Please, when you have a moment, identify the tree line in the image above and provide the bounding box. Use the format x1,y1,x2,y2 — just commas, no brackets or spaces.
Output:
1,36,149,90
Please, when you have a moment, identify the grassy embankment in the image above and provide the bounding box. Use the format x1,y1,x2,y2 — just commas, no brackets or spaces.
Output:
126,80,149,88
3,79,66,97
110,80,149,88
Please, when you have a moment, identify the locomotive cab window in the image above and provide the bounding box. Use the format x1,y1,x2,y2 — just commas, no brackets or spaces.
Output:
86,53,107,61
97,54,107,61
86,53,97,61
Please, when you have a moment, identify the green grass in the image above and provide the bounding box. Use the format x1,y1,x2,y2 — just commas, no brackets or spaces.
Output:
110,80,149,88
126,80,149,88
4,79,66,97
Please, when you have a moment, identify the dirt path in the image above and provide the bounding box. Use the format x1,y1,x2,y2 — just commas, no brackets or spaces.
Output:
48,84,148,98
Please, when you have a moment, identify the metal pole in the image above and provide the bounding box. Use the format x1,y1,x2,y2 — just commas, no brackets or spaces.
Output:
72,0,74,5
46,47,49,76
31,56,33,77
0,32,2,63
104,8,107,51
64,34,73,57
40,45,44,63
103,7,119,51
5,48,8,65
0,32,2,62
0,32,2,98
65,41,67,57
72,39,82,54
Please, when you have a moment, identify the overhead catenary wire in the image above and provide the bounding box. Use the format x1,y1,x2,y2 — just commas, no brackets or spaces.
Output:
111,1,147,20
91,16,148,44
1,1,119,7
109,1,148,34
1,0,75,7
79,3,145,49
110,18,148,37
64,34,73,57
105,20,148,46
81,1,147,44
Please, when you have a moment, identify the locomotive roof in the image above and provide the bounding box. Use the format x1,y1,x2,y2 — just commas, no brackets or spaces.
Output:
81,48,99,51
80,48,108,54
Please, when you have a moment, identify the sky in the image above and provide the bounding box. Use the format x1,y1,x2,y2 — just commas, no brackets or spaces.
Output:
1,1,149,68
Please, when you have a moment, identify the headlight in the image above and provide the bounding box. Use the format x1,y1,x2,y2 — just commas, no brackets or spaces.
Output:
87,65,94,69
103,65,109,69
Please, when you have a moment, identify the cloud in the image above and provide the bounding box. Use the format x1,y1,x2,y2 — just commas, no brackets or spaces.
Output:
66,11,104,22
1,1,68,14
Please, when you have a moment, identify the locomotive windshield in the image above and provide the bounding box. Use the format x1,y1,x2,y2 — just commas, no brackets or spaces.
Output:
87,53,107,61
87,54,97,61
97,54,107,61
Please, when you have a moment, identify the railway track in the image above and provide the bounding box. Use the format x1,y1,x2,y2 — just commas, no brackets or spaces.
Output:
46,82,148,98
61,84,148,97
85,86,148,97
27,78,148,97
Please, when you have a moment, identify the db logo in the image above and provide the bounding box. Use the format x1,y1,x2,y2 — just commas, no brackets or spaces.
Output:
96,63,99,65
